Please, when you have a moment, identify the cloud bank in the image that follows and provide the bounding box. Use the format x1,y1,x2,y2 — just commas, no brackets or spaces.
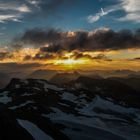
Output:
17,28,140,53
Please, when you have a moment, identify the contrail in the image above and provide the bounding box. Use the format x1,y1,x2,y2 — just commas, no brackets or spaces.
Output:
101,8,106,15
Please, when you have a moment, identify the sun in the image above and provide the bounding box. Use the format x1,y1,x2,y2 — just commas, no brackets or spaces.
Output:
62,59,76,64
55,58,86,65
53,58,88,70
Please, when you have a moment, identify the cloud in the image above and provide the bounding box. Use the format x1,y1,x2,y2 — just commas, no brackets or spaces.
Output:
87,15,100,23
27,0,41,7
17,28,140,52
0,0,72,23
0,1,41,23
118,0,140,23
133,57,140,60
87,8,112,23
19,28,62,45
7,27,139,63
70,52,111,61
0,52,13,60
68,52,94,60
23,49,111,62
0,14,21,23
0,3,31,12
24,53,56,61
87,0,140,23
0,3,28,23
17,4,31,12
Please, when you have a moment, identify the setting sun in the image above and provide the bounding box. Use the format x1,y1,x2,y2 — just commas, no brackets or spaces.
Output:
55,58,87,65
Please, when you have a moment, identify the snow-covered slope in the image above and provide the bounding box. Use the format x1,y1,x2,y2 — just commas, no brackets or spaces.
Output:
0,78,139,140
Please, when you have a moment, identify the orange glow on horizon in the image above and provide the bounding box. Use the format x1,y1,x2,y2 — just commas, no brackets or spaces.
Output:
0,47,140,70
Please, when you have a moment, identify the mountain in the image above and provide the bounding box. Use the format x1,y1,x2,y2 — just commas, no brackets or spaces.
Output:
78,70,136,78
0,72,10,89
127,74,140,78
108,77,140,92
27,70,58,80
50,71,80,86
67,76,140,108
0,78,139,140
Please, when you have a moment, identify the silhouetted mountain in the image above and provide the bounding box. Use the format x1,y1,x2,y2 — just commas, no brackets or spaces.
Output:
127,74,140,78
0,78,139,140
68,76,140,108
0,72,10,89
50,71,80,85
108,77,140,92
78,70,138,78
27,70,58,80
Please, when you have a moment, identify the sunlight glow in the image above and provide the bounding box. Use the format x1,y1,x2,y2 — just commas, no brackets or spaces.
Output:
55,58,87,65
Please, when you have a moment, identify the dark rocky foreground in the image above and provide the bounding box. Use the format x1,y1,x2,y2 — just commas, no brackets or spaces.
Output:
0,78,140,140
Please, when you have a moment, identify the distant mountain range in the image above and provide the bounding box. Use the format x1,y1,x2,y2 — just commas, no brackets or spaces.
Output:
108,77,140,92
50,71,80,85
27,69,140,80
0,72,10,88
1,69,140,92
27,70,58,80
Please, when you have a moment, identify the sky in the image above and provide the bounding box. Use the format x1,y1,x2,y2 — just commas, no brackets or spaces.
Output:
0,0,139,43
0,0,140,72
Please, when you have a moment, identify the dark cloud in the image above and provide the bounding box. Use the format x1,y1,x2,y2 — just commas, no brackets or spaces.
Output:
24,55,32,60
92,54,110,60
71,52,93,60
33,53,55,60
12,43,23,49
17,28,140,52
24,52,56,61
0,52,13,60
40,44,63,52
71,52,111,61
133,57,140,60
20,28,62,46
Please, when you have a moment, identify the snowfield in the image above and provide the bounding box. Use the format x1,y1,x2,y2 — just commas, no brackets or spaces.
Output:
0,91,12,104
17,119,54,140
0,78,139,140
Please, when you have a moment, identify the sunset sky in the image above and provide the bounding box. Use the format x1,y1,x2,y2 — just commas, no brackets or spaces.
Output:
0,0,140,71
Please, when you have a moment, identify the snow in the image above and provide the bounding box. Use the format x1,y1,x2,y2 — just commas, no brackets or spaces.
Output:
42,95,140,140
44,83,63,91
42,107,76,120
33,87,41,90
9,101,35,110
62,92,77,101
80,96,139,116
1,91,9,94
0,92,12,104
61,121,126,140
58,102,70,107
22,80,28,84
43,107,106,128
15,84,20,88
62,92,88,107
38,80,64,91
21,92,35,97
17,119,54,140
